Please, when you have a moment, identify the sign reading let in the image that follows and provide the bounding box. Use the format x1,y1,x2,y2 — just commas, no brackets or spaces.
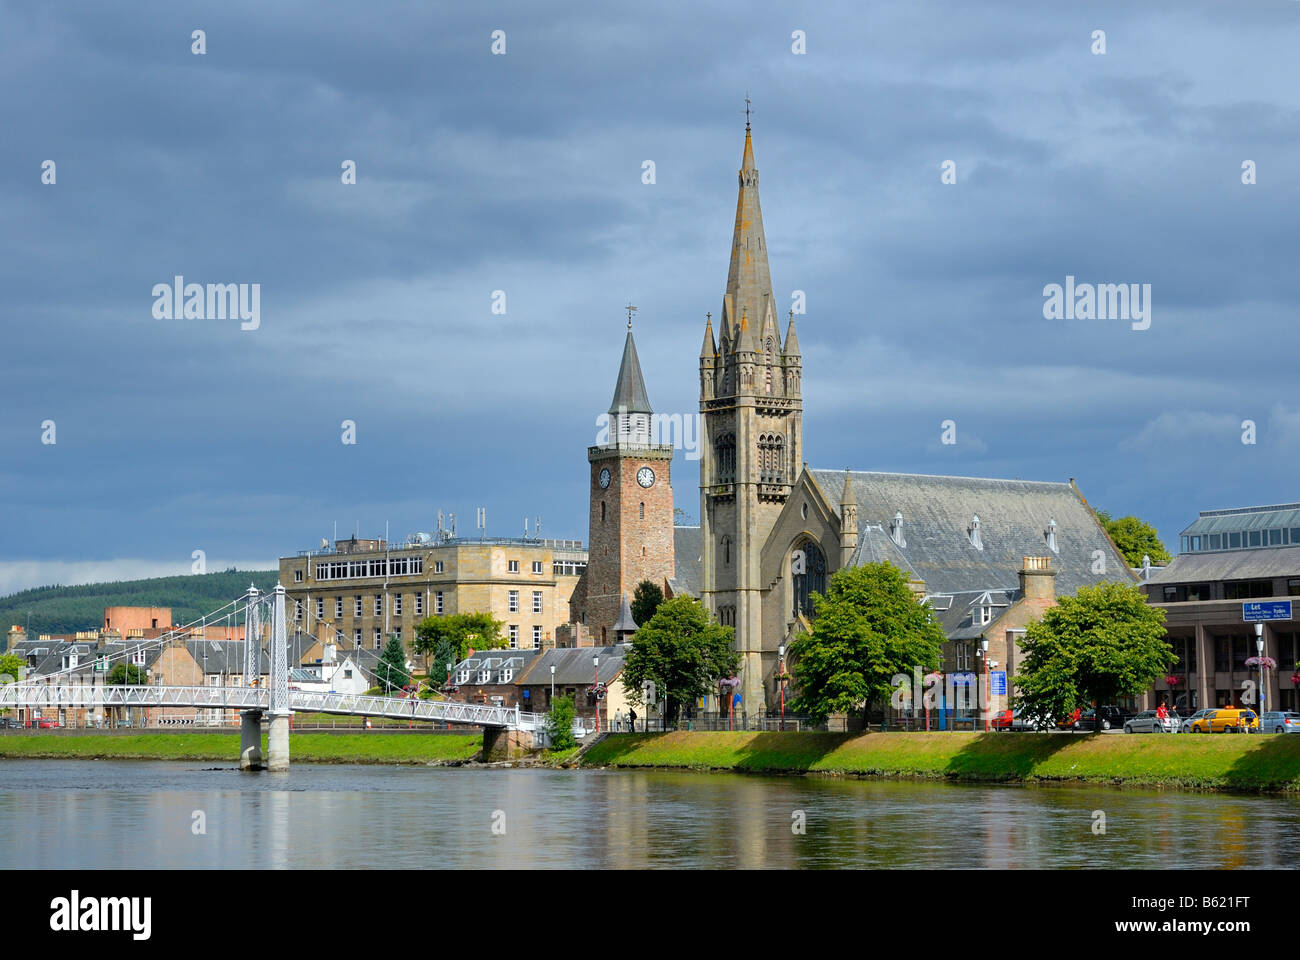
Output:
1243,600,1292,623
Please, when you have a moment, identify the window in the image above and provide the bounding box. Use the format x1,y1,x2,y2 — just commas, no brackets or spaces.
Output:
394,594,403,616
294,600,303,621
1292,528,1300,545
715,434,736,484
316,598,324,619
501,669,513,683
601,502,606,523
478,668,491,683
1163,586,1179,603
1215,638,1230,673
640,502,645,519
1187,584,1211,602
532,560,543,574
1249,531,1262,547
456,669,471,684
1229,532,1242,548
374,629,382,650
294,569,303,582
335,597,343,618
533,591,543,613
354,596,362,617
132,649,146,666
532,625,542,647
435,560,444,574
792,540,826,618
1209,534,1222,550
1271,529,1284,546
509,560,519,573
435,591,444,614
508,625,519,648
1224,580,1274,600
757,433,786,483
1289,580,1300,597
509,590,519,613
354,629,362,646
374,595,382,616
415,593,424,615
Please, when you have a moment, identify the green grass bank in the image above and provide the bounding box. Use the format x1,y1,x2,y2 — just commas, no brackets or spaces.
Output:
579,731,1300,792
0,732,482,765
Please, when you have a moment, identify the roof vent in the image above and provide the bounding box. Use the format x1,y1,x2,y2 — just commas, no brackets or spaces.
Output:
968,514,983,551
1045,517,1058,554
890,511,906,548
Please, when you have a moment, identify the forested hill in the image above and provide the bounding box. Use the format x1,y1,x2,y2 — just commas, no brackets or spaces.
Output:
0,569,279,638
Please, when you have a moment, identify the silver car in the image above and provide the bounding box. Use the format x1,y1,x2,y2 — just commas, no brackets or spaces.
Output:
1258,711,1300,734
1178,709,1212,733
1124,710,1178,733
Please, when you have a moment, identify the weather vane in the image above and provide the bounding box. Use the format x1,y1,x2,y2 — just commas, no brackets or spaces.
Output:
625,303,637,330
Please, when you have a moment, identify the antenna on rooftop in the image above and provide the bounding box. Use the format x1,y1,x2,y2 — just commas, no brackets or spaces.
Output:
477,507,486,540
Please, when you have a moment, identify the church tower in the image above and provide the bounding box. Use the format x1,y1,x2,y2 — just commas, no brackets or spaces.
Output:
574,319,675,645
699,119,803,715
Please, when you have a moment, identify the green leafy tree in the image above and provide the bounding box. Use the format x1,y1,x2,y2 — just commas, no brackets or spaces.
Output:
1095,510,1172,567
788,562,944,725
375,634,410,693
414,612,505,682
1014,581,1171,732
107,663,148,684
621,596,738,724
546,694,577,750
630,580,665,630
0,652,24,682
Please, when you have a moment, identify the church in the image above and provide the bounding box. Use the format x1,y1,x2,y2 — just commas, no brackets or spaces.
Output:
567,118,1136,720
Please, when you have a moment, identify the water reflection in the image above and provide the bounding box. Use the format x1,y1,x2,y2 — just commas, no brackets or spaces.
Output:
2,761,1298,869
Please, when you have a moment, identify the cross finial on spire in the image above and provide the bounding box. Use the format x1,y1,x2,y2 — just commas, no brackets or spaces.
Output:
625,303,637,330
745,93,752,131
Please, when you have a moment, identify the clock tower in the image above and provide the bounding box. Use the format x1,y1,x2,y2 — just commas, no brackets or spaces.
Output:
569,321,676,644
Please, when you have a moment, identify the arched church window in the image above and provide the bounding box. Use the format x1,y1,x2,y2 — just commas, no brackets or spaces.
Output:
639,502,645,519
601,501,606,523
722,536,731,565
716,434,736,484
791,539,826,618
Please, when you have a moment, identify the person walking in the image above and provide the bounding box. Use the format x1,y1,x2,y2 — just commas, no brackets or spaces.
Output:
628,707,637,733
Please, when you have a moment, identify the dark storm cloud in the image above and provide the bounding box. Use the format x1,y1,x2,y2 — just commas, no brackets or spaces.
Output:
1,0,1298,591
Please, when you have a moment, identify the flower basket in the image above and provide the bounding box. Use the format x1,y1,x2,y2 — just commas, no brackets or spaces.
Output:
1164,675,1180,687
1290,674,1300,686
1245,656,1277,669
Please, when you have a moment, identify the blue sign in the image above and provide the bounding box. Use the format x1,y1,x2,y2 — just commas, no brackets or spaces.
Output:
1243,600,1292,623
990,671,1007,695
733,693,742,708
522,689,530,699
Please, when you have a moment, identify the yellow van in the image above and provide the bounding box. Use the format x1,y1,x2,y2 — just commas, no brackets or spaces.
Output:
1188,708,1258,733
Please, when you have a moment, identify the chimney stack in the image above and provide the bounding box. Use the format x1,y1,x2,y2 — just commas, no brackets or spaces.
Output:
1019,556,1056,602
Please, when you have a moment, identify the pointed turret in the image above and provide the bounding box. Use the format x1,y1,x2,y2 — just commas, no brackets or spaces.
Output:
699,314,716,360
783,312,801,357
722,123,775,358
840,471,858,567
608,329,652,416
611,592,639,642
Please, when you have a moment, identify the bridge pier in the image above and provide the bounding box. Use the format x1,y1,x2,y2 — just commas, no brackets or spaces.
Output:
240,710,264,771
267,712,290,772
481,727,534,762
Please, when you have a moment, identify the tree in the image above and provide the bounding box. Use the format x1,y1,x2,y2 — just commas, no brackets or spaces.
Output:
1095,510,1172,567
375,634,410,693
414,612,505,682
1014,581,1171,732
621,596,738,724
0,652,24,683
788,562,944,725
107,663,147,684
546,694,577,750
630,580,665,629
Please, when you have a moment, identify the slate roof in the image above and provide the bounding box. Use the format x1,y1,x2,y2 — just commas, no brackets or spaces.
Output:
1146,546,1300,585
670,525,702,597
608,330,653,415
451,650,538,684
516,644,628,686
928,590,1017,640
809,469,1133,597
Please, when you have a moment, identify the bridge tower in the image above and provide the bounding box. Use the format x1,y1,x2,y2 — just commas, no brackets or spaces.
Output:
239,585,264,771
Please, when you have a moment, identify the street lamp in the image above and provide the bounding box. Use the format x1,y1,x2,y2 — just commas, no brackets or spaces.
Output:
1256,623,1265,716
593,654,600,734
981,638,990,733
778,643,787,731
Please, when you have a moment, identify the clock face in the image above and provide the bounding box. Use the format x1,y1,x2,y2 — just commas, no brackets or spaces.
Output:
636,466,655,488
598,468,611,489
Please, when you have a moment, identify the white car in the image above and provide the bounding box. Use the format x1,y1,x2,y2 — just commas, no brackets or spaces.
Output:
1124,710,1178,733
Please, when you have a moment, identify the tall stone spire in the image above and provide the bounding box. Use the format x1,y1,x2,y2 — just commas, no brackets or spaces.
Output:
722,122,775,354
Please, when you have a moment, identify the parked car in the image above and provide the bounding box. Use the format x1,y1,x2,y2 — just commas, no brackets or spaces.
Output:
991,709,1014,731
1187,708,1258,733
1073,706,1132,731
35,718,61,729
1124,709,1179,733
1258,711,1300,734
1056,707,1082,730
1178,709,1212,733
0,717,21,729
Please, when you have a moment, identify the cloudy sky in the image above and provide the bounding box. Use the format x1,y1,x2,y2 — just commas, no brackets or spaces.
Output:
2,0,1298,594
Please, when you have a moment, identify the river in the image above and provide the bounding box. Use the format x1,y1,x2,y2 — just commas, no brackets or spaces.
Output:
2,760,1296,869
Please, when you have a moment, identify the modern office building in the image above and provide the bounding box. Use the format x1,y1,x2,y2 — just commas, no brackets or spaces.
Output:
1141,502,1300,712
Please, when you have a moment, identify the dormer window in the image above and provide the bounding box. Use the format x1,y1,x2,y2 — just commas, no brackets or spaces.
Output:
1045,518,1058,554
969,515,983,551
890,511,906,548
